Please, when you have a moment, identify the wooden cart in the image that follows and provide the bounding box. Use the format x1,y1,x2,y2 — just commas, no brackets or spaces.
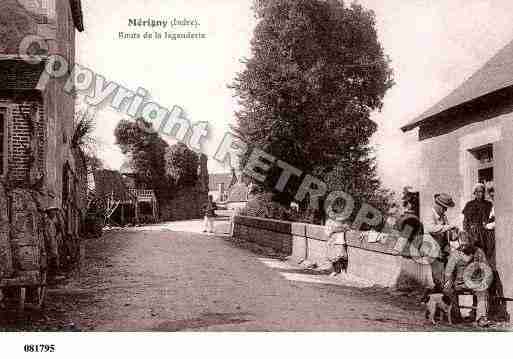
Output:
0,271,47,311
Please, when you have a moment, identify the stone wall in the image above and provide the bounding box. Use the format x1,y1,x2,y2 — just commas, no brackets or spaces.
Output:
233,216,293,255
232,215,434,289
160,187,208,222
0,182,82,287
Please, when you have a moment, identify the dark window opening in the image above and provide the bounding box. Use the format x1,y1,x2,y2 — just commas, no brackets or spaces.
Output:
478,167,493,184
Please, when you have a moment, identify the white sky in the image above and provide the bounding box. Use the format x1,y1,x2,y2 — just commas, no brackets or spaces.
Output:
77,0,513,193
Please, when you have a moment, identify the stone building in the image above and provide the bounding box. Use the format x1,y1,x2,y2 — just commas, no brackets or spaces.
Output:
208,172,234,202
402,39,513,317
225,172,251,211
0,0,86,293
0,0,85,233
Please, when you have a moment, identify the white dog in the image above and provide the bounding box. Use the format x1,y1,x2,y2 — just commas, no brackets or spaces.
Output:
425,293,453,325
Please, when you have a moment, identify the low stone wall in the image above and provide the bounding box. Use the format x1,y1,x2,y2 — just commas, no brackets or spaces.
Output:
232,216,293,255
233,215,434,289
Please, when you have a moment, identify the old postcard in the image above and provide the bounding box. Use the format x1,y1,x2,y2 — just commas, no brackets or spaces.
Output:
1,0,512,356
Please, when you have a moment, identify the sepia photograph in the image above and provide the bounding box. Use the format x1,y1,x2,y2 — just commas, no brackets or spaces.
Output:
0,0,512,355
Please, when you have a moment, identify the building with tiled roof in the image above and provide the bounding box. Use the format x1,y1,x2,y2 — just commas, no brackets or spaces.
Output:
402,38,513,318
208,172,235,202
402,40,513,132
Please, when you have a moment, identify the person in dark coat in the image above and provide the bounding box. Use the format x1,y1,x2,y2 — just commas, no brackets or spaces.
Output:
462,183,493,253
396,188,423,244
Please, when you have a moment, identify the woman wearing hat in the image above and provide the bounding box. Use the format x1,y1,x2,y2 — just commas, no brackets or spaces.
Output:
462,183,493,253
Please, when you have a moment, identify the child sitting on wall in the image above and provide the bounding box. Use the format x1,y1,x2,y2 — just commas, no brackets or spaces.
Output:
325,218,349,277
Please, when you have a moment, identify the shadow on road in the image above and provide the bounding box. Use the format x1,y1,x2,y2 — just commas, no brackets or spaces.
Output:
152,312,253,331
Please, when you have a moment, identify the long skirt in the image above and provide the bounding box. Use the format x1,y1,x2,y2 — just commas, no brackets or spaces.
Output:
467,224,488,254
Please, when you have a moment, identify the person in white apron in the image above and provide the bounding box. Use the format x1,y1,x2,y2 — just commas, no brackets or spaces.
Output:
325,218,349,277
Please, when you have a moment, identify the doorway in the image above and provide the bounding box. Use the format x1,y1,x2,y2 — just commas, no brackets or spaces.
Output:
470,144,494,199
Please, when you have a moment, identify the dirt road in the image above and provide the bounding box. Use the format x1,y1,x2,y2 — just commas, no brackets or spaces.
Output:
1,221,466,331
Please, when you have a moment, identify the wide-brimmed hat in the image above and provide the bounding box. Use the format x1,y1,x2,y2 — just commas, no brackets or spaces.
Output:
434,193,455,208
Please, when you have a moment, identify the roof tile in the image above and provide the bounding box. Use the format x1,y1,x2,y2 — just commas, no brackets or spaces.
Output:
402,39,513,131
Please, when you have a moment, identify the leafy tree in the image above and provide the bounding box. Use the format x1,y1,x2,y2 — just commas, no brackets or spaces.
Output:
114,118,172,200
114,119,202,201
230,0,394,216
165,143,199,188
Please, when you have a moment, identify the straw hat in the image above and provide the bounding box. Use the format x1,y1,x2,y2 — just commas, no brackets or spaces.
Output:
434,193,455,208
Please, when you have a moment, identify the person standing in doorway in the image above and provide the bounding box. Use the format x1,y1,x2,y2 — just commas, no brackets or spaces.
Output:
486,183,495,229
203,195,217,234
484,183,496,262
483,183,508,321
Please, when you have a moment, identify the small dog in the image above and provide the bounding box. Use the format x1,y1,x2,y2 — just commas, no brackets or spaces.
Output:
425,293,453,325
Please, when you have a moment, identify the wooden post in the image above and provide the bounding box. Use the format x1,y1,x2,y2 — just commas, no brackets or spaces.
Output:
134,198,139,225
120,203,125,226
19,287,26,312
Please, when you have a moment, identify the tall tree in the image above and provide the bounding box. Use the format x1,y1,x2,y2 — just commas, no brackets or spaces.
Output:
114,118,172,200
231,0,394,212
165,143,199,188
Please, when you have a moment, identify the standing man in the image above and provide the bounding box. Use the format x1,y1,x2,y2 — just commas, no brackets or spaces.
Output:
203,195,217,234
425,193,458,291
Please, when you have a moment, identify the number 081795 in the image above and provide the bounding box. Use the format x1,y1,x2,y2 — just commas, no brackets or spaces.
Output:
23,344,56,353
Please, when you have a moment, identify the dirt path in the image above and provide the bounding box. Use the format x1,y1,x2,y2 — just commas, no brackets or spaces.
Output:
0,224,485,331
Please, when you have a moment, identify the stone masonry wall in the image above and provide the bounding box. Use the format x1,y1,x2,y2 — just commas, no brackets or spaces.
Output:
232,216,434,289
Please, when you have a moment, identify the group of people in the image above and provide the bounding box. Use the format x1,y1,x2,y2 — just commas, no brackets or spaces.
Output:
324,183,502,326
399,183,501,326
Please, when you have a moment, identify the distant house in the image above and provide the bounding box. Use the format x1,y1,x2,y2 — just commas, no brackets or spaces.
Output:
0,0,86,236
208,170,250,210
119,162,159,223
402,39,513,317
208,172,235,202
225,181,250,210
